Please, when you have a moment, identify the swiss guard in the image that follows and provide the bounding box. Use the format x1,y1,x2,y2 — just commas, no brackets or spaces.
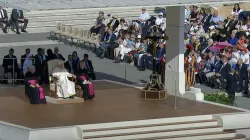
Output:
184,44,197,91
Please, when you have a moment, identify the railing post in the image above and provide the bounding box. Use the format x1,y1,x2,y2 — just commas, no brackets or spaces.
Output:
12,58,15,84
0,57,35,82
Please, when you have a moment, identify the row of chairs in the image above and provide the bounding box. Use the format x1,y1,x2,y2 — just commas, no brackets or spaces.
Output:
50,23,101,51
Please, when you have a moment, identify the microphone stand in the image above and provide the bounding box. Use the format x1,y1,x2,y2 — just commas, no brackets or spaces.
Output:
168,65,177,110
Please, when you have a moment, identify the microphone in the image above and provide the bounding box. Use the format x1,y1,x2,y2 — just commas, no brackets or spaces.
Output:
168,65,173,71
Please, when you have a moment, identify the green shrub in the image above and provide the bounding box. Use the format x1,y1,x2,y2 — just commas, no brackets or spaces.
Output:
204,92,231,105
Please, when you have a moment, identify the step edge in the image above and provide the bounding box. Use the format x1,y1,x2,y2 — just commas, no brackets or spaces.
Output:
83,125,223,139
135,131,236,140
82,120,217,132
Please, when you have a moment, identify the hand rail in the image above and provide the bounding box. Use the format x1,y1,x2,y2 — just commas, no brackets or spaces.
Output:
0,57,35,81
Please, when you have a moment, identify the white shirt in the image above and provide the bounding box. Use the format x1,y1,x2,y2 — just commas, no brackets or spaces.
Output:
240,25,250,31
139,12,150,22
0,9,4,18
185,9,191,20
232,51,240,59
231,9,243,16
135,42,141,49
241,53,249,64
155,17,164,25
189,25,198,32
197,56,202,63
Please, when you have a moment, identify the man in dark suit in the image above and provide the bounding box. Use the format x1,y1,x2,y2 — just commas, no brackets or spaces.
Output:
72,51,80,73
139,42,165,71
218,56,231,88
2,48,21,83
53,47,65,61
202,9,213,32
97,28,116,59
11,8,29,34
206,54,223,85
64,55,74,74
226,69,237,105
235,58,248,94
224,15,238,36
210,56,231,89
83,54,96,80
0,6,9,33
34,48,45,84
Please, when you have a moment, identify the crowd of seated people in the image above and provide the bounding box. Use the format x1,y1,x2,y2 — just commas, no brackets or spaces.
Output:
86,4,250,99
0,6,28,34
89,7,166,76
183,3,250,103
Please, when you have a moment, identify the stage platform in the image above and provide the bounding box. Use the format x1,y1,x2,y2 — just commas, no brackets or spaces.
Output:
0,80,248,140
0,80,242,129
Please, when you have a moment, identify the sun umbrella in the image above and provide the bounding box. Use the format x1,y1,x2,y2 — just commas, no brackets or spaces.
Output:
214,42,233,49
209,46,221,52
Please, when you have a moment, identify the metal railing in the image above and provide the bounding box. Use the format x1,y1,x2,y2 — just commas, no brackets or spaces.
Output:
0,57,35,82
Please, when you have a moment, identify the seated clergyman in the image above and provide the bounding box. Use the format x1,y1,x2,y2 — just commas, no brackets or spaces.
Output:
52,61,76,99
24,65,46,104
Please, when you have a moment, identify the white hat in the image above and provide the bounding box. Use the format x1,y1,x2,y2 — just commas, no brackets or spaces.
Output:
159,12,163,16
213,7,218,10
209,25,215,30
137,35,142,39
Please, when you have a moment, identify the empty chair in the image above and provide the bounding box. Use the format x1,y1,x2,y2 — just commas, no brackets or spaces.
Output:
76,29,84,47
68,27,79,44
58,25,66,41
60,26,73,42
85,33,96,50
50,23,64,38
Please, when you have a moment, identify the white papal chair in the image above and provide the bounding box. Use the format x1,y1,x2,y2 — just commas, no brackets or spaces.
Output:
47,59,65,98
47,59,77,98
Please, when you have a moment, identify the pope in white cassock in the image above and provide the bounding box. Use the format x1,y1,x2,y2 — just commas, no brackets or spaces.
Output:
52,62,76,98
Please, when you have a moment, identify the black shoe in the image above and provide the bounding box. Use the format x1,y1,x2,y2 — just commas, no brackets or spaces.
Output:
3,30,7,33
16,31,20,34
138,67,145,71
114,58,121,63
69,95,74,99
21,29,27,33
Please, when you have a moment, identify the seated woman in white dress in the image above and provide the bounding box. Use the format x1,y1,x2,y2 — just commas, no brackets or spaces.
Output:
52,62,76,99
119,34,136,61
